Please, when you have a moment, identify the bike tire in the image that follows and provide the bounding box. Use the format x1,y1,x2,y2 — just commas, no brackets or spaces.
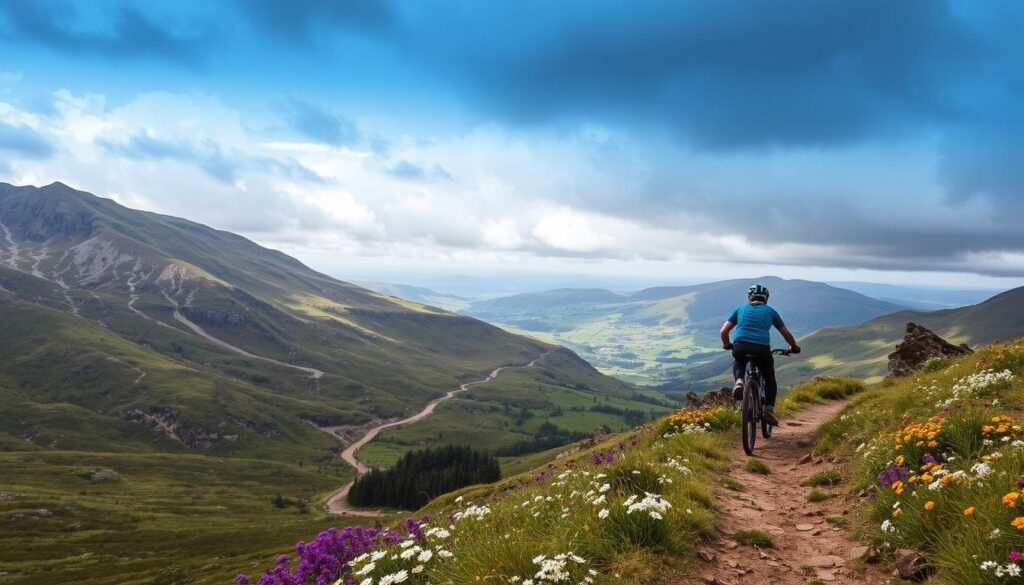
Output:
741,380,757,455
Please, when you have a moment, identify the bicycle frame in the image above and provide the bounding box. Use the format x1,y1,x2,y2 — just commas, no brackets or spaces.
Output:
739,348,790,455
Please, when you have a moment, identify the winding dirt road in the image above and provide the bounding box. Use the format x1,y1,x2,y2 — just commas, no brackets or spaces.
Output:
321,353,549,516
693,400,891,585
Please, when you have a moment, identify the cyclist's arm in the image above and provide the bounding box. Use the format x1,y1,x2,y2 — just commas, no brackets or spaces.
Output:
778,325,800,351
720,321,735,349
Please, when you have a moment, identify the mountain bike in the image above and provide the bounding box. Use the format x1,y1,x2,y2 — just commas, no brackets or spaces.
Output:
740,349,792,456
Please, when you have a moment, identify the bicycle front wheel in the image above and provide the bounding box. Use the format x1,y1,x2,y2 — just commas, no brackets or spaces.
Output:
740,380,758,455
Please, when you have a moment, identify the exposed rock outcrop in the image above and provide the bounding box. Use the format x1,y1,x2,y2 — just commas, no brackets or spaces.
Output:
686,387,734,409
887,322,973,377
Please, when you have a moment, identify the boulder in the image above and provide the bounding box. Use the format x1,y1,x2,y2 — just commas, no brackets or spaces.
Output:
887,322,973,378
89,468,120,483
686,387,735,409
895,550,934,581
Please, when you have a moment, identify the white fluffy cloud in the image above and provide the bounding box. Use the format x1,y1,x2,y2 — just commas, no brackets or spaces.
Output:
1,89,1023,284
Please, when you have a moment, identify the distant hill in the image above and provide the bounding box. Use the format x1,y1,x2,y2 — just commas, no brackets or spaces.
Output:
683,286,1024,390
461,276,905,385
0,182,647,462
356,281,471,312
825,281,1001,311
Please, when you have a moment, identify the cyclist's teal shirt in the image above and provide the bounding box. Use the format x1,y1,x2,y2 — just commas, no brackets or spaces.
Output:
727,302,785,346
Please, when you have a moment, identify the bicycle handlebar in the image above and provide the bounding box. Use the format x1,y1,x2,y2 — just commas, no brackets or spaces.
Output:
772,348,798,356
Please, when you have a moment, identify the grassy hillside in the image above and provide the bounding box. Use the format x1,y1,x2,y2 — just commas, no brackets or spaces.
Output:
812,339,1024,584
461,276,904,386
240,408,736,585
0,182,660,583
0,450,359,585
238,375,865,585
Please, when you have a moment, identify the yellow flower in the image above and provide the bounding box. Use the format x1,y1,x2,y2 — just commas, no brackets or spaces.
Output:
895,455,905,466
1013,517,1024,530
892,508,903,518
964,507,976,516
924,501,935,511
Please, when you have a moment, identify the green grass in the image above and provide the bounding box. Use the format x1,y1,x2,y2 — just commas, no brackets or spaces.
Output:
733,529,774,548
777,377,864,415
0,450,360,585
812,338,1024,585
800,471,842,487
744,458,771,475
359,352,672,468
268,422,736,585
721,476,746,492
806,490,833,502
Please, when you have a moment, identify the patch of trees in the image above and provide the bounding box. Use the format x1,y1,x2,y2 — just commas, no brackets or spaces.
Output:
494,421,589,457
629,391,674,408
347,445,500,509
588,404,650,426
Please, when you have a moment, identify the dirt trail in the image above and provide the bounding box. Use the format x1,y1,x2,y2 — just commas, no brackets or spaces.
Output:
695,400,891,585
321,352,549,517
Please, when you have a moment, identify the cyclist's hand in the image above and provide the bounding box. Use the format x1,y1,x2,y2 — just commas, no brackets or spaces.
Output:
790,345,801,354
723,342,734,351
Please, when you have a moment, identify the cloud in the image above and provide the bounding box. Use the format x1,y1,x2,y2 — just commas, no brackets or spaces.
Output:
97,130,326,185
237,0,395,43
277,99,361,147
386,160,453,182
0,121,56,158
0,1,213,67
400,0,979,152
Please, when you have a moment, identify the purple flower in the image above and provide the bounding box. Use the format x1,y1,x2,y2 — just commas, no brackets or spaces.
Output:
1011,551,1022,563
236,575,251,585
877,463,910,488
923,453,936,464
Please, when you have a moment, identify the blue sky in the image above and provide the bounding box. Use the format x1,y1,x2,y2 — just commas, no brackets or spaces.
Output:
1,0,1023,288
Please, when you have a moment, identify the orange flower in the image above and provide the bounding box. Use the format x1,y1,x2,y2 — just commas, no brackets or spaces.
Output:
924,501,935,511
964,507,976,516
1013,517,1024,530
1004,492,1020,508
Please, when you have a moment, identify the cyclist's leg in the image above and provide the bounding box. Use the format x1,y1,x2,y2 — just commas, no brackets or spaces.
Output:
758,352,778,408
751,348,779,425
730,346,748,400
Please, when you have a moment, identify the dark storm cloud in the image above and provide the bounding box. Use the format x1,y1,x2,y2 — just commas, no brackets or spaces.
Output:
97,132,326,185
0,0,213,67
276,99,361,147
0,122,55,158
403,0,979,151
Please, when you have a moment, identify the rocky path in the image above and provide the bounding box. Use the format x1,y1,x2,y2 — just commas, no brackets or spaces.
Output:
321,352,549,516
695,400,891,585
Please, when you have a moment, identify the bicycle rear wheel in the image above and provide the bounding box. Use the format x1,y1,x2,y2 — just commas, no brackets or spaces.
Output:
740,380,758,455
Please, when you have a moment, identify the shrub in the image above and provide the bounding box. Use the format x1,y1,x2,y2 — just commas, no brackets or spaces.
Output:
806,490,832,503
745,459,771,475
801,471,841,487
733,529,774,548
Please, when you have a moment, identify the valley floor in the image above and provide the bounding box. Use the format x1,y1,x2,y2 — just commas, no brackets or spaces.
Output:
695,401,890,585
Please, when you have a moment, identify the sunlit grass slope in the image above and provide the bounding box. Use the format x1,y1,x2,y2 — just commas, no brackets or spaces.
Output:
813,339,1024,584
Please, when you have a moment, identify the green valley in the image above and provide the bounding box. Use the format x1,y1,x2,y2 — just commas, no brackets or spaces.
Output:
461,277,905,386
0,182,662,584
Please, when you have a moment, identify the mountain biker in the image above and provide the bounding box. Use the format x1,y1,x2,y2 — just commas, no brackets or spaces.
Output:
719,284,801,427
